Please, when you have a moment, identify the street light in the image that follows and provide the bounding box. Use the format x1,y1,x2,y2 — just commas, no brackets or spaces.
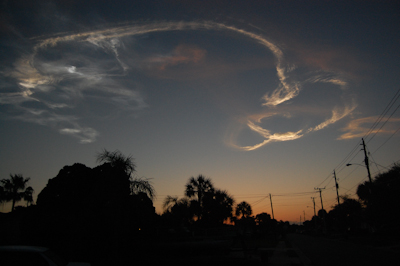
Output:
346,163,372,183
346,138,373,183
346,163,365,167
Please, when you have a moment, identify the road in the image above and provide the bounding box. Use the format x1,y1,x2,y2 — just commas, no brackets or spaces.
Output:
287,233,399,266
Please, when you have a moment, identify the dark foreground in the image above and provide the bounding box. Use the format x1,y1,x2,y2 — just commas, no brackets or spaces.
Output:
132,234,277,266
287,233,400,266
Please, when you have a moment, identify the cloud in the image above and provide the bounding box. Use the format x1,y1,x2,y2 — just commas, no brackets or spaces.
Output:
59,126,99,144
1,20,356,146
226,114,304,151
146,44,206,70
227,71,356,151
307,103,357,133
338,116,400,140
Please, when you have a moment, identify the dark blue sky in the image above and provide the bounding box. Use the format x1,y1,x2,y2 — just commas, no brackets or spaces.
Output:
1,0,399,221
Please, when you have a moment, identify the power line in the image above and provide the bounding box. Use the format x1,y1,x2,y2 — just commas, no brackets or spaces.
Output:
367,103,400,144
315,140,363,188
314,89,400,191
371,125,400,154
364,87,400,141
272,191,317,197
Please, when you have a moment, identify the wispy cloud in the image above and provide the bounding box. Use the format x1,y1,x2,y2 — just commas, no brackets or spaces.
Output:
338,116,400,140
1,20,356,146
227,71,357,151
307,103,357,133
1,21,292,144
59,126,99,144
146,44,206,70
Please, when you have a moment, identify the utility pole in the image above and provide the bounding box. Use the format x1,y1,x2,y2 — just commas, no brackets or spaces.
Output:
315,187,326,234
311,197,317,230
303,210,305,223
333,170,340,206
314,187,325,210
311,197,316,217
362,138,372,183
269,193,275,220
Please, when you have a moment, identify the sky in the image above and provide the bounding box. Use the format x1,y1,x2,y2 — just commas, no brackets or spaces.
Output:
1,0,399,222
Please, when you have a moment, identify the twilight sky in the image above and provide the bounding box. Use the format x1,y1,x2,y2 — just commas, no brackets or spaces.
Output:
1,0,399,222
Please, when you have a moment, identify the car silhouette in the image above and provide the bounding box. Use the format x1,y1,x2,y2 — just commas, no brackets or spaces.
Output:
0,246,91,266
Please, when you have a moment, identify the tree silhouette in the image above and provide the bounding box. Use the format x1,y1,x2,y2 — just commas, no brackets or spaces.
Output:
356,163,400,230
96,149,136,176
130,175,155,201
202,189,235,225
35,151,157,265
163,195,180,212
0,174,31,211
329,195,363,234
332,195,362,215
185,175,214,205
0,185,5,204
37,163,94,210
255,212,272,225
185,175,214,220
97,149,155,200
162,196,195,228
23,186,34,206
235,201,252,219
163,176,235,227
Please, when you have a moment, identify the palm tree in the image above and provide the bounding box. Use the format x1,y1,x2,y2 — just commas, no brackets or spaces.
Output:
185,175,214,207
97,149,155,200
96,149,136,176
1,174,31,211
235,201,252,219
203,189,235,225
23,186,34,206
130,176,155,200
185,175,214,220
96,149,155,264
163,195,179,212
162,196,195,226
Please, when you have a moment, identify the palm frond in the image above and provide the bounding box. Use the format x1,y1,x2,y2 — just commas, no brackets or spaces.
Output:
162,195,178,211
130,176,155,200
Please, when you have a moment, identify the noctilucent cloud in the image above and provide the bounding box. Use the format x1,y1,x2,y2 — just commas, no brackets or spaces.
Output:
1,1,399,222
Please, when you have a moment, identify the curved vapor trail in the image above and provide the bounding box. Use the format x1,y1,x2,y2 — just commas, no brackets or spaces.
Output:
2,20,355,147
21,21,294,106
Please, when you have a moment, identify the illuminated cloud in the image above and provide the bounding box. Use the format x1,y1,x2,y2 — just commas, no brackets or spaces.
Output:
1,20,356,146
307,103,357,132
338,116,400,140
227,72,356,151
59,126,99,144
226,114,304,151
146,44,206,70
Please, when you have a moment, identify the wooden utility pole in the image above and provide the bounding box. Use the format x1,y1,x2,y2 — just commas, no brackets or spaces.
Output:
362,138,372,183
314,187,325,210
311,197,316,217
315,187,327,234
269,193,275,220
333,170,340,206
311,197,317,229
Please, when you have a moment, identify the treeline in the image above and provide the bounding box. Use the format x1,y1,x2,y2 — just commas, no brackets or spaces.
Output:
1,150,158,265
4,150,397,264
303,164,400,243
1,150,284,266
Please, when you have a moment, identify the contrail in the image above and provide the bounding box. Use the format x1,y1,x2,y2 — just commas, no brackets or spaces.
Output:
1,20,355,146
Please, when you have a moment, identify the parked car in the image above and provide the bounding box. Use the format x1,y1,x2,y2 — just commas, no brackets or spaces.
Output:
0,246,91,266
